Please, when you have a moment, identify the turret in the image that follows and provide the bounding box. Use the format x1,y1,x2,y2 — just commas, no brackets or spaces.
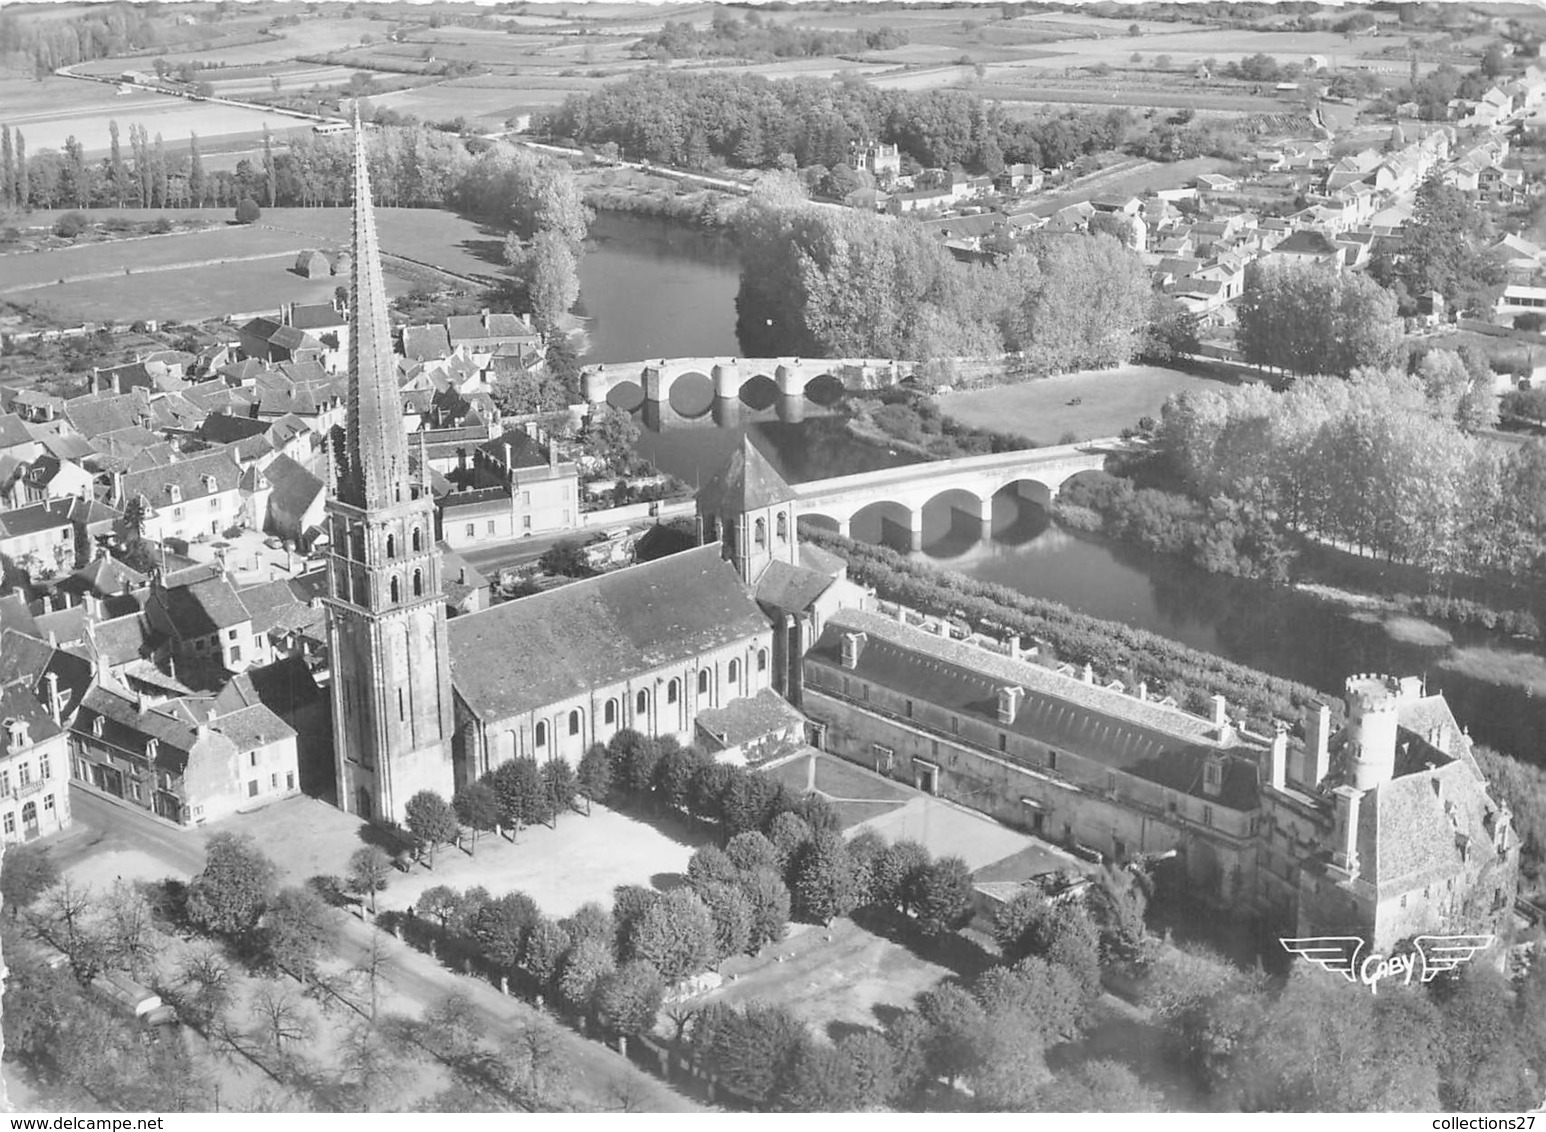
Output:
1344,674,1401,790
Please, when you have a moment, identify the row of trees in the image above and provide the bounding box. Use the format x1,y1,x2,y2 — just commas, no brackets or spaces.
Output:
543,69,1232,176
734,177,1154,373
1156,367,1546,580
800,525,1335,736
634,10,908,62
1237,258,1403,379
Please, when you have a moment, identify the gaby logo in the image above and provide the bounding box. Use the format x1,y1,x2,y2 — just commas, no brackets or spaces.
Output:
1280,935,1495,993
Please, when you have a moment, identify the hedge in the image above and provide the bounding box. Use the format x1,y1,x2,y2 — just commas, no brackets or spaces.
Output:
801,526,1342,736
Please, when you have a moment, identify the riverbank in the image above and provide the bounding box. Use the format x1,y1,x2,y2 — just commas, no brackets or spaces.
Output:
577,168,742,229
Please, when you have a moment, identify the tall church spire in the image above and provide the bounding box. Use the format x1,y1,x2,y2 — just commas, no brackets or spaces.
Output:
338,112,409,512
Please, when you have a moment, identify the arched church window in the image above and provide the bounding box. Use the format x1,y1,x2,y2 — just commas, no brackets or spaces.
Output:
568,709,581,736
389,575,400,604
535,720,547,748
412,569,423,597
412,527,422,552
758,648,768,673
698,669,710,696
386,533,396,560
667,679,679,704
636,690,648,715
754,518,766,548
728,659,740,686
777,512,788,543
604,699,617,725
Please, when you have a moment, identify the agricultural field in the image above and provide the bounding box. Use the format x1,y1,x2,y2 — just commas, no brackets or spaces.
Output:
2,204,505,325
0,76,313,157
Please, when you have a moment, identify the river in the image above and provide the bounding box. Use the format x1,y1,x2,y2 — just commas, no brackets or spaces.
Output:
577,211,1546,757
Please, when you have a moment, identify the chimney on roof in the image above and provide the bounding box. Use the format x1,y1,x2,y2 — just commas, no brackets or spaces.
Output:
549,437,558,469
1211,694,1227,727
1137,680,1148,703
44,672,62,723
840,631,867,670
1332,784,1362,879
42,595,53,614
136,690,149,714
459,566,467,585
1269,722,1288,790
1082,662,1094,685
997,685,1024,725
1006,634,1020,661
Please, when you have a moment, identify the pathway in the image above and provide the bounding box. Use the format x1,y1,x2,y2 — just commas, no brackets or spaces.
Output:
52,787,705,1113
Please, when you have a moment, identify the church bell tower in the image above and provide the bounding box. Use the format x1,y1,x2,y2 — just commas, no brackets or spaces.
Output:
323,116,454,824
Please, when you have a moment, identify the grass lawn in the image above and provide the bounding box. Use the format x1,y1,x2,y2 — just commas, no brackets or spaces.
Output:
763,751,915,830
939,364,1232,445
703,916,962,1038
16,254,407,324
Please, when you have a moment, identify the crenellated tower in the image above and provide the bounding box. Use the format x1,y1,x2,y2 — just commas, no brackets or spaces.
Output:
324,115,454,824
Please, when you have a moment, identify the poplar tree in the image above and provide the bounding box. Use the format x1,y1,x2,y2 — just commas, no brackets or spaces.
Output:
108,119,124,207
188,131,204,208
15,129,27,209
2,126,13,210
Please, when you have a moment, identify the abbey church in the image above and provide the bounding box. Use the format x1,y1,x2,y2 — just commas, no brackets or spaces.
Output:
326,123,1517,956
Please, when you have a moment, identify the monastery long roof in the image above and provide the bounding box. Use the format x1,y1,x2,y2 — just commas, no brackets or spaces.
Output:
811,608,1262,810
448,544,768,722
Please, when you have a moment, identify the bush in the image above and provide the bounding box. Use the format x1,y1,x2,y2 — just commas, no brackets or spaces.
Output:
148,217,173,235
53,212,88,239
235,198,262,224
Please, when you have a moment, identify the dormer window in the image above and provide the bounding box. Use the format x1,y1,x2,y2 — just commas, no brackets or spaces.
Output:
3,718,28,753
202,474,217,493
165,484,182,503
1203,757,1224,798
146,737,159,762
997,685,1024,724
92,715,103,737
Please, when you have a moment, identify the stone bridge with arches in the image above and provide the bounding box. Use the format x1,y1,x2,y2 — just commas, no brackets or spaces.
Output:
581,356,915,410
793,439,1125,549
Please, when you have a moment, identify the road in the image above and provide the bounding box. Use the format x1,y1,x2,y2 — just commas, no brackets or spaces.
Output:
52,786,705,1113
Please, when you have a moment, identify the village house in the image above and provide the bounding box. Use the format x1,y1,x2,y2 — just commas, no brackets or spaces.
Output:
117,448,249,545
70,683,299,825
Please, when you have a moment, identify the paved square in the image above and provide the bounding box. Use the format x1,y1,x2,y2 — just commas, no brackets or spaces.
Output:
852,794,1039,872
217,794,708,918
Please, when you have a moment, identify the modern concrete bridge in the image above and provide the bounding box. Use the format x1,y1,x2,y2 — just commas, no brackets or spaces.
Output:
581,356,914,407
793,439,1122,548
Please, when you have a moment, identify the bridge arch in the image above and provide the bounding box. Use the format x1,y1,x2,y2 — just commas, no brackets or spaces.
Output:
605,381,645,412
920,486,994,539
806,373,845,406
740,373,779,410
988,475,1056,512
848,499,920,552
667,370,715,418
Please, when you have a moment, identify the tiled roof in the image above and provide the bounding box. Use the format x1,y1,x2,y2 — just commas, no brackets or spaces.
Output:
64,393,148,438
0,682,63,747
1354,759,1505,896
0,413,38,449
698,435,794,514
402,325,452,361
237,574,325,637
261,453,324,519
88,612,163,666
755,558,834,614
810,608,1261,810
478,428,550,469
0,499,73,539
122,448,241,508
209,702,294,750
448,544,769,722
696,688,805,747
155,575,251,638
